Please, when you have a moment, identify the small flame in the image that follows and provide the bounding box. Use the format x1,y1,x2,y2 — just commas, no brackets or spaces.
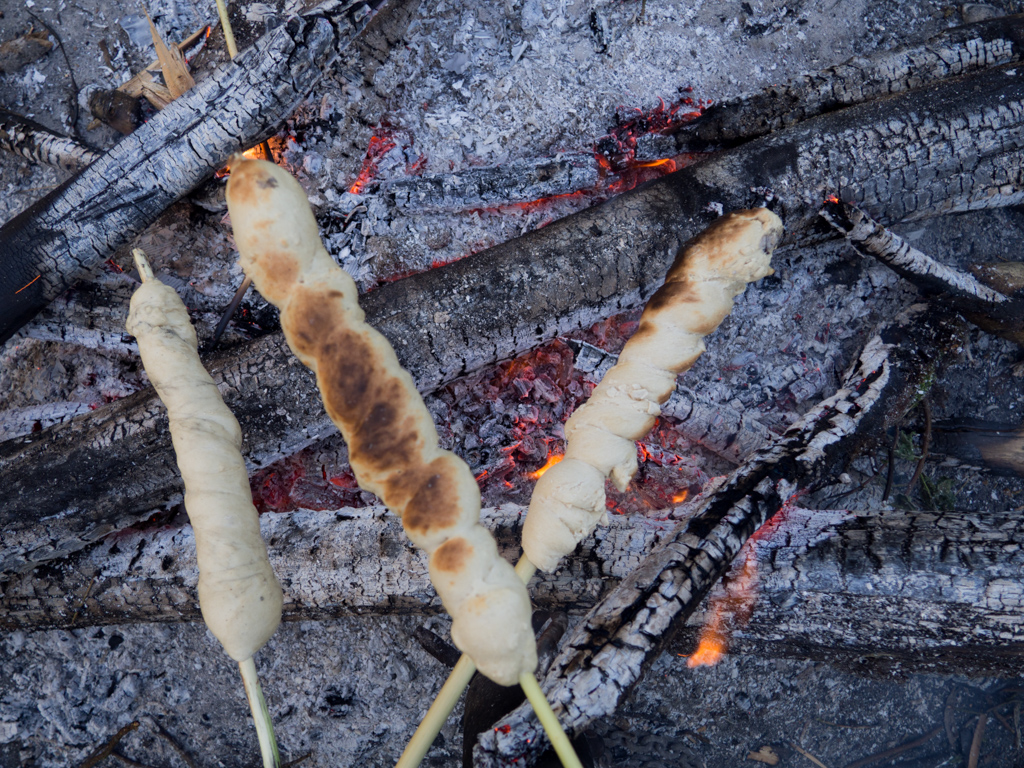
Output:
686,542,760,668
529,452,564,480
349,127,397,194
826,194,840,204
672,489,689,504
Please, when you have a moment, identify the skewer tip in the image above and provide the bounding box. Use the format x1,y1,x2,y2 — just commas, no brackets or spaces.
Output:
132,248,154,283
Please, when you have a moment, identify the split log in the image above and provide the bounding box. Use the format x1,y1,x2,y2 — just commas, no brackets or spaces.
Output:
4,502,1022,677
0,109,100,172
4,61,1024,576
475,306,967,767
0,0,389,345
673,13,1024,150
568,339,773,464
822,200,1024,346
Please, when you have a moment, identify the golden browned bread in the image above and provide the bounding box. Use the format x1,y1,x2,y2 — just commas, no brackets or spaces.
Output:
523,209,784,571
226,158,536,685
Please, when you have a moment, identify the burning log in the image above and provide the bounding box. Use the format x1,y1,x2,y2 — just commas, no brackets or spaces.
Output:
672,12,1024,150
0,0,388,345
474,305,967,767
0,109,101,172
3,59,1024,576
4,502,1022,678
822,200,1024,346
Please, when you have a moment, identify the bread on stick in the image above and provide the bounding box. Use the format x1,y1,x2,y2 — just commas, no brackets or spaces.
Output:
225,158,537,686
126,250,283,663
523,209,784,572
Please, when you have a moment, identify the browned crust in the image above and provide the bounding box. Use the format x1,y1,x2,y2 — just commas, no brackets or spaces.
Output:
663,210,758,283
433,536,472,574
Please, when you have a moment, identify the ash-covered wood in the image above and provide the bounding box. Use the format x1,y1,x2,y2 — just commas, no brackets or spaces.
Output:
822,200,1024,346
5,502,1021,677
0,108,100,172
475,306,967,767
569,339,773,464
382,152,600,212
3,60,1023,577
673,13,1024,150
0,0,388,345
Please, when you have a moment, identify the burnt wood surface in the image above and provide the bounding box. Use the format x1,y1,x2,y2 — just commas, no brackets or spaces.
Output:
0,108,100,172
673,13,1024,150
3,62,1024,577
4,503,1022,678
475,306,967,766
0,0,388,345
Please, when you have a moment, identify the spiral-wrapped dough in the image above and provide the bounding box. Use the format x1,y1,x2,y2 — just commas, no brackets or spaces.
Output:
126,251,283,662
225,158,536,686
522,209,784,572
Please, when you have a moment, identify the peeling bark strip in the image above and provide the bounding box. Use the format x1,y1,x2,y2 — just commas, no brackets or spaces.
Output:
476,307,967,767
0,0,388,345
5,503,1022,675
673,13,1024,150
2,63,1023,577
821,201,1024,345
0,109,100,172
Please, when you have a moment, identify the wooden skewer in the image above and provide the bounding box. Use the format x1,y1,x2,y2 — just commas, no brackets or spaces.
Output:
396,556,573,768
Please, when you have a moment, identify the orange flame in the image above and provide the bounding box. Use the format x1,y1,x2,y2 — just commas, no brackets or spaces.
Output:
686,542,760,668
672,489,689,504
529,452,564,480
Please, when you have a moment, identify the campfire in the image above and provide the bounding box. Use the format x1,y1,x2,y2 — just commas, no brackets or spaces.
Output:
2,2,1024,767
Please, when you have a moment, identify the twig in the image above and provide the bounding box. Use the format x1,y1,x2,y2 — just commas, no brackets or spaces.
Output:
789,741,831,768
155,723,199,768
25,12,80,136
842,725,944,768
968,714,987,768
907,398,932,493
208,275,252,350
78,721,139,768
281,754,311,768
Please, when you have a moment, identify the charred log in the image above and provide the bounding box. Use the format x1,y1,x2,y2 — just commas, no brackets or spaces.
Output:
4,501,1022,678
475,306,967,767
822,201,1024,346
0,0,388,345
3,62,1024,576
673,13,1024,151
0,109,100,172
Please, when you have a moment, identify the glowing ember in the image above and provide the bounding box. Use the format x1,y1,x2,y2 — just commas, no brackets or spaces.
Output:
529,452,564,480
672,489,689,504
687,542,760,667
349,125,397,194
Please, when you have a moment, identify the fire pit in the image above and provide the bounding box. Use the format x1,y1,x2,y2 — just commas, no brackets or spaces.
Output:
2,1,1024,767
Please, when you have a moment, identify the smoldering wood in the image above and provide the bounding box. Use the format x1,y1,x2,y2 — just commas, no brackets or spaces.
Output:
476,307,967,767
672,13,1024,151
4,501,1022,677
568,339,773,464
821,201,1024,346
4,60,1024,577
0,108,100,172
382,153,600,212
0,0,389,345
